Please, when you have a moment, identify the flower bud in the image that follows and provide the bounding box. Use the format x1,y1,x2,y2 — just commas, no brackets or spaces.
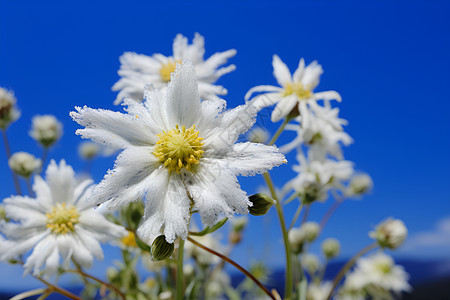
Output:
106,267,119,282
370,218,407,249
346,173,373,196
229,231,242,245
302,254,320,275
300,222,320,243
0,87,20,129
321,238,340,259
8,152,41,178
247,127,269,144
78,141,100,160
288,228,304,254
29,115,63,148
231,216,248,233
151,235,174,261
249,193,275,216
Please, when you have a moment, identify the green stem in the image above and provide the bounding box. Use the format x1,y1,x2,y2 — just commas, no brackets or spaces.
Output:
289,203,304,230
2,129,22,195
268,117,290,146
176,238,185,300
26,177,35,197
319,200,343,233
326,243,378,300
263,172,293,299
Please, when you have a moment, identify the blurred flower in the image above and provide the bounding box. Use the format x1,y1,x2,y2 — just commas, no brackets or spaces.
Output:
247,126,269,144
112,33,236,105
230,216,248,233
0,160,126,277
142,255,166,272
352,253,411,293
71,62,285,244
345,173,373,197
185,233,221,266
288,227,305,254
306,281,332,300
158,291,173,300
183,264,195,278
300,221,320,243
245,55,341,123
336,272,366,300
0,87,20,129
78,141,101,160
8,152,41,178
370,218,407,249
302,253,320,275
29,115,63,148
321,238,340,259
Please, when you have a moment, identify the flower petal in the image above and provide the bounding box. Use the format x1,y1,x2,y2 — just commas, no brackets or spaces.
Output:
244,85,282,101
272,55,292,86
271,94,298,122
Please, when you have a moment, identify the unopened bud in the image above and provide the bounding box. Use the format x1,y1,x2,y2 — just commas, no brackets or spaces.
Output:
370,218,407,249
302,254,320,275
347,174,373,196
29,115,63,148
0,87,20,129
288,228,304,254
151,235,174,261
300,222,320,243
229,231,242,244
8,152,41,178
249,193,275,216
321,238,340,259
78,141,100,160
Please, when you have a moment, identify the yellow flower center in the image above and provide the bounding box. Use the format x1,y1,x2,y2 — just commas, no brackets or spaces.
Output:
121,231,138,247
281,82,313,99
153,124,204,173
159,60,181,83
46,203,79,234
376,261,392,274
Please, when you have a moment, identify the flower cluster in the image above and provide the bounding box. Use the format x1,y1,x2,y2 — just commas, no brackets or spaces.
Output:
0,33,410,300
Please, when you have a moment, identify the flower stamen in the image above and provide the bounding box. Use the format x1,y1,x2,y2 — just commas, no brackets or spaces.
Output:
159,60,181,83
282,82,313,99
46,203,80,234
154,124,204,173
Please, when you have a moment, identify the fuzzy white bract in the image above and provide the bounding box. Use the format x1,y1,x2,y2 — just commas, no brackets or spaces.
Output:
29,115,63,148
0,87,20,129
0,160,126,276
8,151,42,178
71,61,285,244
245,55,341,123
112,33,236,105
352,253,411,293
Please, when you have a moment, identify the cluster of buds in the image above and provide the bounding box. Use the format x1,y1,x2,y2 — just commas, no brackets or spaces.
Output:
288,222,320,254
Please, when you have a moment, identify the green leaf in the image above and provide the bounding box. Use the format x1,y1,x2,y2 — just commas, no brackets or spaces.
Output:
188,217,228,236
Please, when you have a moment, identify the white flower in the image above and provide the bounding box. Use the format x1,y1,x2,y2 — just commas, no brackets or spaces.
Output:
112,33,236,105
8,152,42,178
281,109,352,159
353,252,411,293
286,153,354,203
307,281,332,300
0,160,126,276
336,272,366,300
29,115,63,148
370,218,407,249
0,87,20,129
245,55,341,123
289,222,321,253
71,61,285,244
346,173,373,197
230,215,248,233
300,221,320,242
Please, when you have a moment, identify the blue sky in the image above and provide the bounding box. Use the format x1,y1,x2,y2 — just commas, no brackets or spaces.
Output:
1,0,450,290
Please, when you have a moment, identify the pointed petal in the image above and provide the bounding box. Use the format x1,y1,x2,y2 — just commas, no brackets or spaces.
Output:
272,55,292,86
271,95,298,122
244,85,283,101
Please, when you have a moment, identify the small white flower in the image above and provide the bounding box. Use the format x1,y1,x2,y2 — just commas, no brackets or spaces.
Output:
286,153,354,203
71,62,285,244
370,218,407,249
245,55,341,123
158,291,173,300
0,160,126,277
353,252,411,293
336,272,366,300
112,33,236,105
346,173,373,197
29,115,63,148
321,238,340,259
8,152,42,178
307,281,333,300
302,253,320,275
185,234,221,266
0,87,20,129
289,222,321,252
281,110,352,159
300,221,320,242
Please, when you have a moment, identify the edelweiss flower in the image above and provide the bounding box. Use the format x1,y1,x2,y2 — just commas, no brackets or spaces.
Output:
0,160,126,276
112,33,236,105
245,55,341,122
353,253,411,293
71,61,285,244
